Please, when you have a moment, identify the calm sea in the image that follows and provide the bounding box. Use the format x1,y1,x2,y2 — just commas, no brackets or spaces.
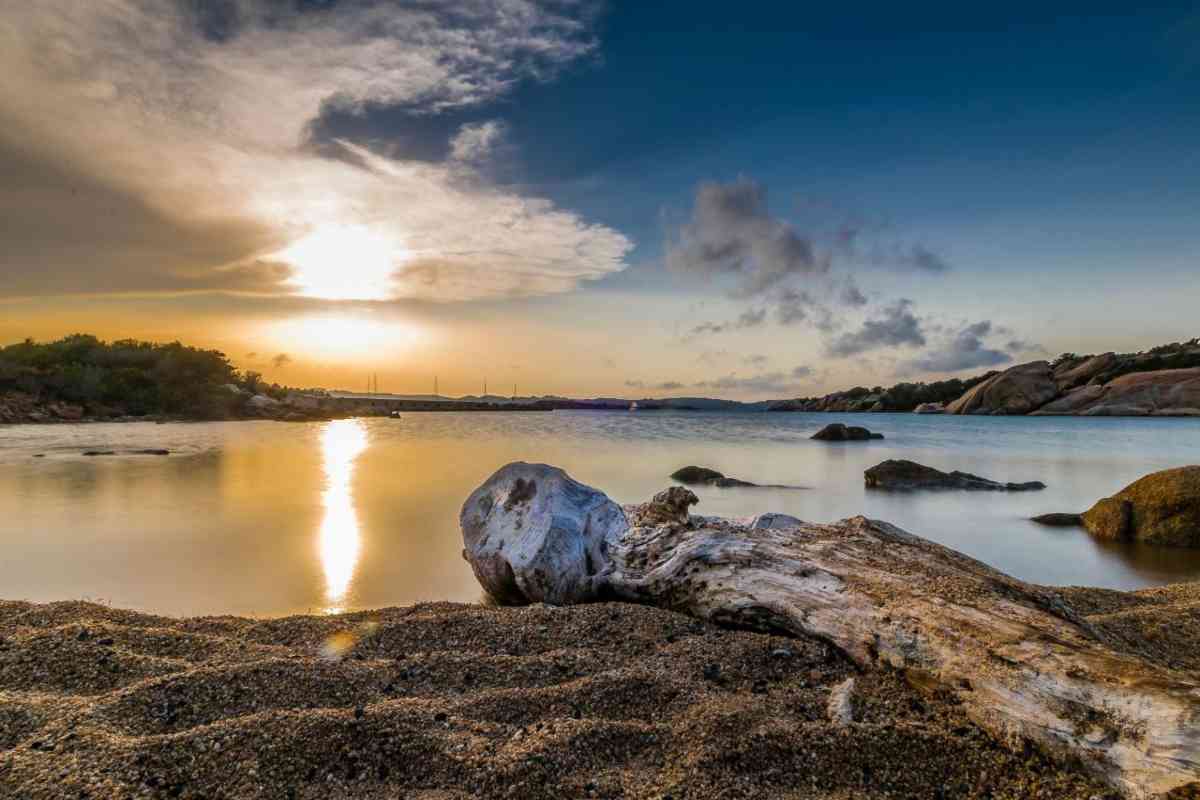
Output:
3,411,1199,616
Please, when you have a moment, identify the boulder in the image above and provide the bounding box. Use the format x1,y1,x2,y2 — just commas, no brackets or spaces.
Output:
1066,368,1200,417
247,394,279,409
1080,466,1200,547
1053,352,1118,391
944,361,1059,415
811,423,884,441
913,402,945,414
864,459,1045,491
460,463,1200,797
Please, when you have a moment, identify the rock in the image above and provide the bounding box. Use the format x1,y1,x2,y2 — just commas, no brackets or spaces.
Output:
134,449,170,456
945,361,1059,415
460,463,1200,797
864,459,1045,491
1031,513,1083,527
247,394,280,409
827,677,856,727
913,402,945,414
82,450,116,456
811,423,884,441
48,402,84,421
1080,466,1200,547
1053,352,1118,391
670,466,726,484
1070,368,1200,417
1031,384,1107,415
669,466,797,489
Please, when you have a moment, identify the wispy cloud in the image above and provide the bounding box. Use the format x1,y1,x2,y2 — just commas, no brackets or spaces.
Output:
0,1,629,301
693,365,814,395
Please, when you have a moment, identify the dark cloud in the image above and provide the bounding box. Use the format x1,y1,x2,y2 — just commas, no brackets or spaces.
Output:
902,321,1013,374
666,178,827,296
271,353,294,368
689,307,767,336
827,299,926,357
1006,339,1047,354
835,226,952,273
840,279,868,307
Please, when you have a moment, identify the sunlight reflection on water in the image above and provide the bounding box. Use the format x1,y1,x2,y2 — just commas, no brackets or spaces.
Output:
318,419,367,612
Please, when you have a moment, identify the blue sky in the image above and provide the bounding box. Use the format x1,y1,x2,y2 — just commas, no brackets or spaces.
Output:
2,1,1198,396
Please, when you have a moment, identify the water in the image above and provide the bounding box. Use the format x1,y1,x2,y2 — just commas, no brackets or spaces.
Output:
2,412,1199,617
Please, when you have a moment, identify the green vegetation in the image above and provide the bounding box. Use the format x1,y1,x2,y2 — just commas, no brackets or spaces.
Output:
0,334,286,419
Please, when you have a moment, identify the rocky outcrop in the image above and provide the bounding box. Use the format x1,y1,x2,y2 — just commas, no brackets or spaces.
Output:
1052,352,1119,391
913,402,945,414
945,361,1059,415
811,423,884,441
1031,384,1107,415
461,463,1200,797
1080,466,1200,547
864,459,1046,491
1038,368,1200,417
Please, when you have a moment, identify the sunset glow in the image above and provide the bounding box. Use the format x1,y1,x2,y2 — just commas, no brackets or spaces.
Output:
277,225,407,301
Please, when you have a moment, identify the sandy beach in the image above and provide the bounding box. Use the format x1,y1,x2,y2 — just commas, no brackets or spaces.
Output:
5,584,1197,800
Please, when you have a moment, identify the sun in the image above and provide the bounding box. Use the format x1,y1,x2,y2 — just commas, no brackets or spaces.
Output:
275,224,406,301
261,314,423,360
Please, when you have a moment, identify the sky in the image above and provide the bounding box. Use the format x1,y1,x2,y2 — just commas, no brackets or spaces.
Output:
1,1,1198,399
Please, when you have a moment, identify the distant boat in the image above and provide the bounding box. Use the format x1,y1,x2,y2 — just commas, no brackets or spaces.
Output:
629,401,638,411
389,410,402,419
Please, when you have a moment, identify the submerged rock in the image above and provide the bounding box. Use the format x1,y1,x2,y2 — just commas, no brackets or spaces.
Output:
1031,513,1083,527
1080,466,1200,547
945,361,1059,415
864,459,1046,491
810,423,884,441
669,466,794,489
670,466,725,484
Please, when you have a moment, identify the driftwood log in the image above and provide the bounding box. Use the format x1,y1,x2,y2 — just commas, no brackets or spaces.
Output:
460,462,1200,798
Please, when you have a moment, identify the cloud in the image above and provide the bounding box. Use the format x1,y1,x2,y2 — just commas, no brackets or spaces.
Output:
827,299,926,357
692,365,814,396
902,321,1014,374
0,1,629,301
1006,338,1047,354
835,227,953,274
625,379,685,391
840,279,868,307
449,120,507,164
689,307,767,336
666,178,827,296
271,353,293,369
